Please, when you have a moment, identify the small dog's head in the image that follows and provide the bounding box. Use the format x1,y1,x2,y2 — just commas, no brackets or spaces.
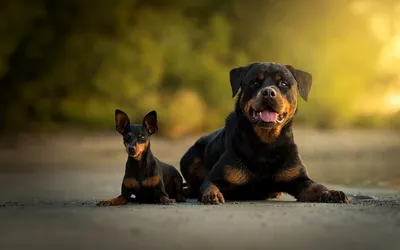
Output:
230,62,312,130
115,109,158,160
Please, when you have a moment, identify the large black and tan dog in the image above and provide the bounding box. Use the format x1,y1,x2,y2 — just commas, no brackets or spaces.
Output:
180,62,348,205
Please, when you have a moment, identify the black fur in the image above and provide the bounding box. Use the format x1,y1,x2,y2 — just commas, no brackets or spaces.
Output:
97,110,186,206
180,62,348,204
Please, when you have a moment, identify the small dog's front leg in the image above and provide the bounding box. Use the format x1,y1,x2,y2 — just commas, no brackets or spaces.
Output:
146,178,174,204
155,188,174,204
97,182,133,206
97,195,129,206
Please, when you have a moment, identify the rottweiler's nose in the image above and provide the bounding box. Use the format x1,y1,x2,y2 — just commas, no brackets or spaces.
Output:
261,87,277,99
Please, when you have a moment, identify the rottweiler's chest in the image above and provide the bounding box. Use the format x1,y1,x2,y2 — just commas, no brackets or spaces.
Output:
237,156,284,179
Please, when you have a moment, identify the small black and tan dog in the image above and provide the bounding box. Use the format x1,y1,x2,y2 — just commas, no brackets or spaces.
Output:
97,110,186,206
180,62,349,205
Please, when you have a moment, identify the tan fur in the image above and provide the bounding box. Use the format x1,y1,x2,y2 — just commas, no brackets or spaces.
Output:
275,165,302,182
224,165,249,185
141,176,161,188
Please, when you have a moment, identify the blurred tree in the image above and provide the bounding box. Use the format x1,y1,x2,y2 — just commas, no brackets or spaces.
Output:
0,0,396,135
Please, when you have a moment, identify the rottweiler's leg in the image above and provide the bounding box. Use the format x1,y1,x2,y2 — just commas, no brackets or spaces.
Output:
180,142,208,198
200,154,252,205
97,182,133,206
276,164,348,203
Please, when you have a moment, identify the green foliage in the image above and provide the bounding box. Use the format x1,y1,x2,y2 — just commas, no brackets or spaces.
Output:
0,0,398,136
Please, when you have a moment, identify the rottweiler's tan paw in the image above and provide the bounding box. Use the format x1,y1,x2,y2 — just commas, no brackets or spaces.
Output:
201,189,225,205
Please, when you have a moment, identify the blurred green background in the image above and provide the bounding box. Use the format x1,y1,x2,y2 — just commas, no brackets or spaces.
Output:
1,0,400,138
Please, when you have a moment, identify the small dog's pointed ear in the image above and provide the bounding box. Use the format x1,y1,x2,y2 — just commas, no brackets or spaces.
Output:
143,110,158,135
229,65,249,98
285,65,313,102
115,109,130,134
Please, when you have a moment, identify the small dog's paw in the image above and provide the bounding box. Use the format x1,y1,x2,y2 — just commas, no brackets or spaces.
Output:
96,197,128,206
159,196,175,204
175,194,186,203
322,190,349,203
201,189,225,205
97,200,113,206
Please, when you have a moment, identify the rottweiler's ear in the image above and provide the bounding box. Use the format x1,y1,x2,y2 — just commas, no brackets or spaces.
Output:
285,65,313,102
229,66,249,98
115,109,130,134
143,110,158,135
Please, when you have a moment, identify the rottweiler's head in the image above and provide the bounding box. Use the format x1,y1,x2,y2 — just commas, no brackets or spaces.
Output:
114,109,158,160
230,62,312,141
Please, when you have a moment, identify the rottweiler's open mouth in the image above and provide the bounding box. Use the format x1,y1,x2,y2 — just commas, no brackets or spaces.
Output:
249,106,286,125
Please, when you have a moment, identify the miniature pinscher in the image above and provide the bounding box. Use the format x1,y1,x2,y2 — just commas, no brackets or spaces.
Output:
97,109,186,205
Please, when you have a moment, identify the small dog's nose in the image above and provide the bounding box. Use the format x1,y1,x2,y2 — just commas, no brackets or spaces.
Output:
128,147,135,154
261,87,277,99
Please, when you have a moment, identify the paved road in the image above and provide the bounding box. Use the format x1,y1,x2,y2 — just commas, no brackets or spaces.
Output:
0,171,399,250
0,129,399,250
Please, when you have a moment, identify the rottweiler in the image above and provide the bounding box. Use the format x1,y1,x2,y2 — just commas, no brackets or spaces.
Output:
180,62,349,204
97,110,186,206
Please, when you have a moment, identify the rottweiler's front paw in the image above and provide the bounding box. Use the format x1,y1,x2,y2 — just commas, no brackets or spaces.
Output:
297,183,349,203
321,190,349,203
201,189,225,205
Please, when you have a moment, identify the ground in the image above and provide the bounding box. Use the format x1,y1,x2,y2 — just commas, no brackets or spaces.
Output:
0,127,399,250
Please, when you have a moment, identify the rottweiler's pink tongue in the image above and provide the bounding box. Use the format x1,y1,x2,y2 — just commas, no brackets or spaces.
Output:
260,110,277,122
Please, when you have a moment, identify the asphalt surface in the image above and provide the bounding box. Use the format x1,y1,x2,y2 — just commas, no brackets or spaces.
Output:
0,171,399,250
0,128,399,250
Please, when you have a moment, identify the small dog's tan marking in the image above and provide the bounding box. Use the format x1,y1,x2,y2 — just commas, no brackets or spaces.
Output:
123,178,140,189
132,139,149,160
141,176,161,188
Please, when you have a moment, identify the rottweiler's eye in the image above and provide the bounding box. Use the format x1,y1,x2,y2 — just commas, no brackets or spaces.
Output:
253,80,260,87
278,81,288,88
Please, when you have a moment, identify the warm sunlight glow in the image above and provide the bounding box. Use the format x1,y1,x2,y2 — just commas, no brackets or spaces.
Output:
384,91,400,112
